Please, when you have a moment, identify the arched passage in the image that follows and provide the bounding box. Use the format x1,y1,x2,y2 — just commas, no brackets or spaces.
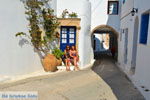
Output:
91,25,119,60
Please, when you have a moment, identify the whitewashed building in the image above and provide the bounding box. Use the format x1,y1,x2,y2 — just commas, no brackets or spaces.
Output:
58,0,150,99
0,0,57,81
118,0,150,99
0,0,120,74
57,0,120,67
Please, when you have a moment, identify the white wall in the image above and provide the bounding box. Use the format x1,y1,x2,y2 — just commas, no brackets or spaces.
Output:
57,0,83,18
49,0,57,15
90,0,120,32
0,0,56,77
57,0,120,31
119,0,150,99
57,0,93,67
119,15,134,72
121,0,133,18
134,0,150,99
118,0,134,80
78,0,92,67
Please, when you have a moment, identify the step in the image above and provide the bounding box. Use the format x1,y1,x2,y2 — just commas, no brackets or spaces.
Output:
57,65,75,71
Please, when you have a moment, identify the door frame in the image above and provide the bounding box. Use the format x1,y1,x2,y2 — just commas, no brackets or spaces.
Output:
60,26,77,51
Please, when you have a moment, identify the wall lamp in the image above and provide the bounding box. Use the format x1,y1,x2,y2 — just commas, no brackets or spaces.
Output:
131,8,138,16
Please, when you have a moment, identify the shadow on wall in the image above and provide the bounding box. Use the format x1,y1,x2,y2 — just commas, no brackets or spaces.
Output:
17,0,59,60
106,15,120,32
106,14,120,60
17,36,45,59
18,38,30,47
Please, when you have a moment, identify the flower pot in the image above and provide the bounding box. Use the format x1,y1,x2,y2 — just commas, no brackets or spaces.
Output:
42,54,58,72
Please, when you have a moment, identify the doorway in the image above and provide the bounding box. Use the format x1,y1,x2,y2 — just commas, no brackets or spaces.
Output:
124,28,128,64
60,26,76,51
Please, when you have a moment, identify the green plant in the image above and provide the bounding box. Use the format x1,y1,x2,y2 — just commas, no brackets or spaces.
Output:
52,48,64,59
61,9,69,18
61,9,78,18
16,0,59,56
69,12,78,18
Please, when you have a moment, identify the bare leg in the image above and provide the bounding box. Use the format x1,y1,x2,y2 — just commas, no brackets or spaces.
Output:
74,57,79,70
65,59,70,71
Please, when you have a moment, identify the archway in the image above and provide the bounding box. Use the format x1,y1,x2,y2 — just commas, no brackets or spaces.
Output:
131,17,139,74
91,25,118,60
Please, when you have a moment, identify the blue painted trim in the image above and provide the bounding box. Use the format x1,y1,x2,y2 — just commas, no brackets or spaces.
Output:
60,26,76,51
140,13,149,44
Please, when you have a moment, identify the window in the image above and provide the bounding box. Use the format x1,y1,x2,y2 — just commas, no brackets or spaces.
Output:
107,1,119,15
69,39,74,43
140,13,149,44
62,39,67,43
62,28,67,33
69,28,75,33
61,28,67,44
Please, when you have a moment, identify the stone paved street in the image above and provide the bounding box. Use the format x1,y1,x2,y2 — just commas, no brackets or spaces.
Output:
92,55,145,100
0,69,117,100
0,55,145,100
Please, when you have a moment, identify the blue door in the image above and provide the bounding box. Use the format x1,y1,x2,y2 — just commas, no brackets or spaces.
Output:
60,26,76,51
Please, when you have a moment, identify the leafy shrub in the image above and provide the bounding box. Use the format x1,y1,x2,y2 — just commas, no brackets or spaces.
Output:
16,0,59,56
52,48,64,59
69,12,78,18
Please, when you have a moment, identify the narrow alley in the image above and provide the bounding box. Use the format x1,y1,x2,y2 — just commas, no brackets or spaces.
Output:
92,54,145,100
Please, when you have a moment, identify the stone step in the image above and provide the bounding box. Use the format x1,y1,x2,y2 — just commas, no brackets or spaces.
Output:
57,65,75,71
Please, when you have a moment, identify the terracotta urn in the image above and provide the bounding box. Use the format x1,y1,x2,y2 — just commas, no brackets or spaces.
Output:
42,54,58,72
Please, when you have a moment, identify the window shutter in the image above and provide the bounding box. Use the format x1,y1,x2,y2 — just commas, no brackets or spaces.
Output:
140,14,149,44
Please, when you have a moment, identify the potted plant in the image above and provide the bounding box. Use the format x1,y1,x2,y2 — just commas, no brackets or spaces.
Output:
15,0,60,72
61,9,69,18
68,12,78,18
52,48,64,66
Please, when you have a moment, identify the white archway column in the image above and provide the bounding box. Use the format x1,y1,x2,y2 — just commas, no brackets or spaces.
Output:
79,0,94,68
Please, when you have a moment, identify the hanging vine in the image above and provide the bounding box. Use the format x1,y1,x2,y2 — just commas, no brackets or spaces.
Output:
16,0,59,55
